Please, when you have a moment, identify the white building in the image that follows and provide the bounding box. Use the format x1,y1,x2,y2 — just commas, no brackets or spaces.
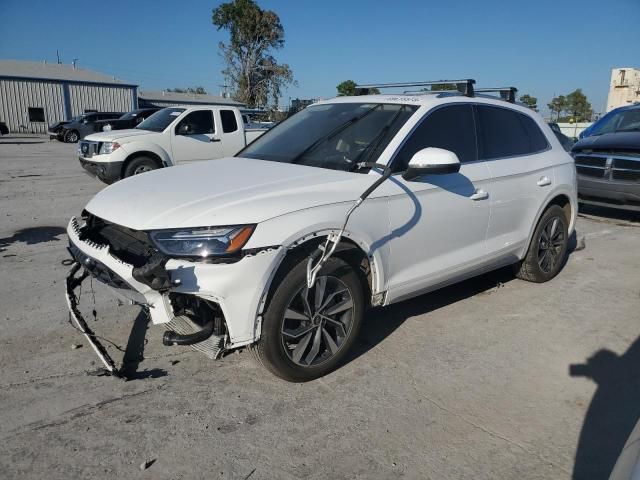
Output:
0,60,137,133
606,67,640,112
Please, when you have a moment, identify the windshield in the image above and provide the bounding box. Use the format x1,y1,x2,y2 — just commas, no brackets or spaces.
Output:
238,103,417,172
590,108,640,135
119,111,139,120
137,108,186,132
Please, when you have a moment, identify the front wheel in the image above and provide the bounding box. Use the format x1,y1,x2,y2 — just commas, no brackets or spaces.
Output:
64,130,79,143
123,157,158,178
252,256,364,382
515,205,569,282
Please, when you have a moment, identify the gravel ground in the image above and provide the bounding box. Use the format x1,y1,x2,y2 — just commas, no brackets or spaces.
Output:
1,135,639,480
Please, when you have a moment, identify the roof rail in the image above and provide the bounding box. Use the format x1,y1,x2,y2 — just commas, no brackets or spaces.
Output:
475,87,518,103
355,79,476,97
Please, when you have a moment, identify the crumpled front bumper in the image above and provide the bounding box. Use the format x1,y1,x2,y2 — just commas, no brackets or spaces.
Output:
65,217,284,349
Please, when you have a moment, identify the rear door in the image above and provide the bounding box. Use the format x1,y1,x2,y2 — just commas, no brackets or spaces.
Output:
475,104,554,258
217,109,246,156
171,109,224,163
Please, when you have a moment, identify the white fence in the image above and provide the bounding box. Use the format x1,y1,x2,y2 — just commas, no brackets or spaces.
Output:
556,122,593,139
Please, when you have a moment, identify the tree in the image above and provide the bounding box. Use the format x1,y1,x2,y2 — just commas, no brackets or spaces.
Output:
336,80,379,96
547,95,567,122
212,0,294,107
167,86,208,94
519,94,538,111
565,89,593,122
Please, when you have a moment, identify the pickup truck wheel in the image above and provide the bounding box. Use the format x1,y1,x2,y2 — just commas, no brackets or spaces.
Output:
515,205,568,283
64,130,79,143
123,157,158,178
252,256,364,382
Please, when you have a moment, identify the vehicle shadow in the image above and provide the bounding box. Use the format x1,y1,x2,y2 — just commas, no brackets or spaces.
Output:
344,265,517,366
0,226,66,252
570,336,640,479
120,309,167,380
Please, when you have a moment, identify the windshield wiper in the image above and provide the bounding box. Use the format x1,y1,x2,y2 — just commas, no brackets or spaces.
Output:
290,104,383,165
615,127,640,133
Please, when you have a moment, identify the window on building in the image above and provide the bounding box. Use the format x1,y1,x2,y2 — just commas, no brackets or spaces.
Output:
220,110,238,133
28,107,45,123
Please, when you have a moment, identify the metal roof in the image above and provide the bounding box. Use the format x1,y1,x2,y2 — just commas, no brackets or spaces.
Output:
0,59,136,86
139,90,244,106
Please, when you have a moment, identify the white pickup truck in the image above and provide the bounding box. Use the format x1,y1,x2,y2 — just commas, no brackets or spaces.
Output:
77,105,267,184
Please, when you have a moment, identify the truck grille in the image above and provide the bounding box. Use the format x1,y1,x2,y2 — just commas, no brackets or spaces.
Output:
79,141,99,158
574,152,640,183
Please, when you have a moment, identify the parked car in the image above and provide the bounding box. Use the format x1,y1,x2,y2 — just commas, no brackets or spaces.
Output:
59,112,124,143
94,108,162,132
548,122,574,151
77,106,267,184
0,121,8,136
65,80,577,381
579,103,639,139
572,103,640,211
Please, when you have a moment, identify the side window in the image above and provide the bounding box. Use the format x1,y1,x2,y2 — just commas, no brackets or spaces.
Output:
393,104,477,172
176,110,215,135
476,105,548,159
220,110,238,133
28,107,45,122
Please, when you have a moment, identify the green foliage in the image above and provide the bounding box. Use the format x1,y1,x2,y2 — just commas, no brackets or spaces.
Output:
336,80,379,96
519,94,538,111
212,0,294,107
547,90,593,122
167,86,208,94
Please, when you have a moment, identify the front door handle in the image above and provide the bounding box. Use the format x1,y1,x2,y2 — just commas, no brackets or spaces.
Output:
470,189,489,201
537,176,551,187
210,137,221,143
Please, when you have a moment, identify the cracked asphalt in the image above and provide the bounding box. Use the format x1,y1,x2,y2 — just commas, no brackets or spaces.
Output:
1,135,639,480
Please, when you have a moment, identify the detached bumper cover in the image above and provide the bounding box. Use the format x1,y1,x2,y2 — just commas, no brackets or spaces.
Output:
65,217,284,346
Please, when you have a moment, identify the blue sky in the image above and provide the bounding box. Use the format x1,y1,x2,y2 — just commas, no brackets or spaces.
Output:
1,0,638,116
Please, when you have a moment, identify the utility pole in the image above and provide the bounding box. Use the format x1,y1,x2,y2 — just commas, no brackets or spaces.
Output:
56,50,61,64
218,83,229,98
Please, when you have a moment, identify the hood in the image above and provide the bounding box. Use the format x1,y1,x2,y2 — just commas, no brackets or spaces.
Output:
93,118,134,131
85,157,373,230
84,129,156,142
572,131,640,152
48,120,69,130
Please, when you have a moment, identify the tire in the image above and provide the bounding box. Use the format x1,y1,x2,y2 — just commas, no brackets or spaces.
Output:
515,205,569,283
252,256,364,382
123,156,158,178
64,130,79,143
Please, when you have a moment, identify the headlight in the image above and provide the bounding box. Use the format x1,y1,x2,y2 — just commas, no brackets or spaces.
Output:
98,141,120,155
149,225,255,258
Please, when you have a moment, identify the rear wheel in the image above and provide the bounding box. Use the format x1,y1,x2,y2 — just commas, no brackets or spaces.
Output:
515,205,569,282
64,130,79,143
123,156,158,178
252,256,364,382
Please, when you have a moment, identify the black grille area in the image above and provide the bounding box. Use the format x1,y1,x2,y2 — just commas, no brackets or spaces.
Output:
576,166,605,178
574,155,606,168
79,213,156,267
612,170,640,182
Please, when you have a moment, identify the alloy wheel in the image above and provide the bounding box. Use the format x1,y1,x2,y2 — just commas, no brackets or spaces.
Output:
280,275,354,367
537,216,565,273
133,165,153,175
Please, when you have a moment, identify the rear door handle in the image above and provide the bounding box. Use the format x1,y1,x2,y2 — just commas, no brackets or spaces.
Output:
470,189,489,201
537,176,551,187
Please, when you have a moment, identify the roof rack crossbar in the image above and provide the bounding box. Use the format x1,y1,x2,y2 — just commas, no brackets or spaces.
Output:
355,79,475,97
475,87,518,103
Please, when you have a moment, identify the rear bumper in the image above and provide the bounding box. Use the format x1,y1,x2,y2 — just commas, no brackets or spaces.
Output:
79,157,123,184
577,176,640,211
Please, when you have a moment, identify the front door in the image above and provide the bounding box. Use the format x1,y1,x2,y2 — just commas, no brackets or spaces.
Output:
171,109,224,163
383,104,492,303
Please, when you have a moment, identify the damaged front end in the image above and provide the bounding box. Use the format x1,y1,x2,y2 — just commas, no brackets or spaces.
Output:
65,213,281,376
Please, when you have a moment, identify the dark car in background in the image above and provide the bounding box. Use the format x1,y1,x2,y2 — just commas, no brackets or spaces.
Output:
0,121,8,136
93,108,161,133
579,103,639,139
56,112,124,143
572,104,640,211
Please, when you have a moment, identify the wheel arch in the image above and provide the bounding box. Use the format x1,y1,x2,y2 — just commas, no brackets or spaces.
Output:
522,190,575,259
121,151,164,177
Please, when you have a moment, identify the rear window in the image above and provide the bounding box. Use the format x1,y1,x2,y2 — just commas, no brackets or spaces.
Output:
476,105,548,159
220,110,238,133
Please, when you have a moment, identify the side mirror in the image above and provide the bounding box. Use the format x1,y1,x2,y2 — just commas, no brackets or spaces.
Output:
402,148,461,181
177,124,192,135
